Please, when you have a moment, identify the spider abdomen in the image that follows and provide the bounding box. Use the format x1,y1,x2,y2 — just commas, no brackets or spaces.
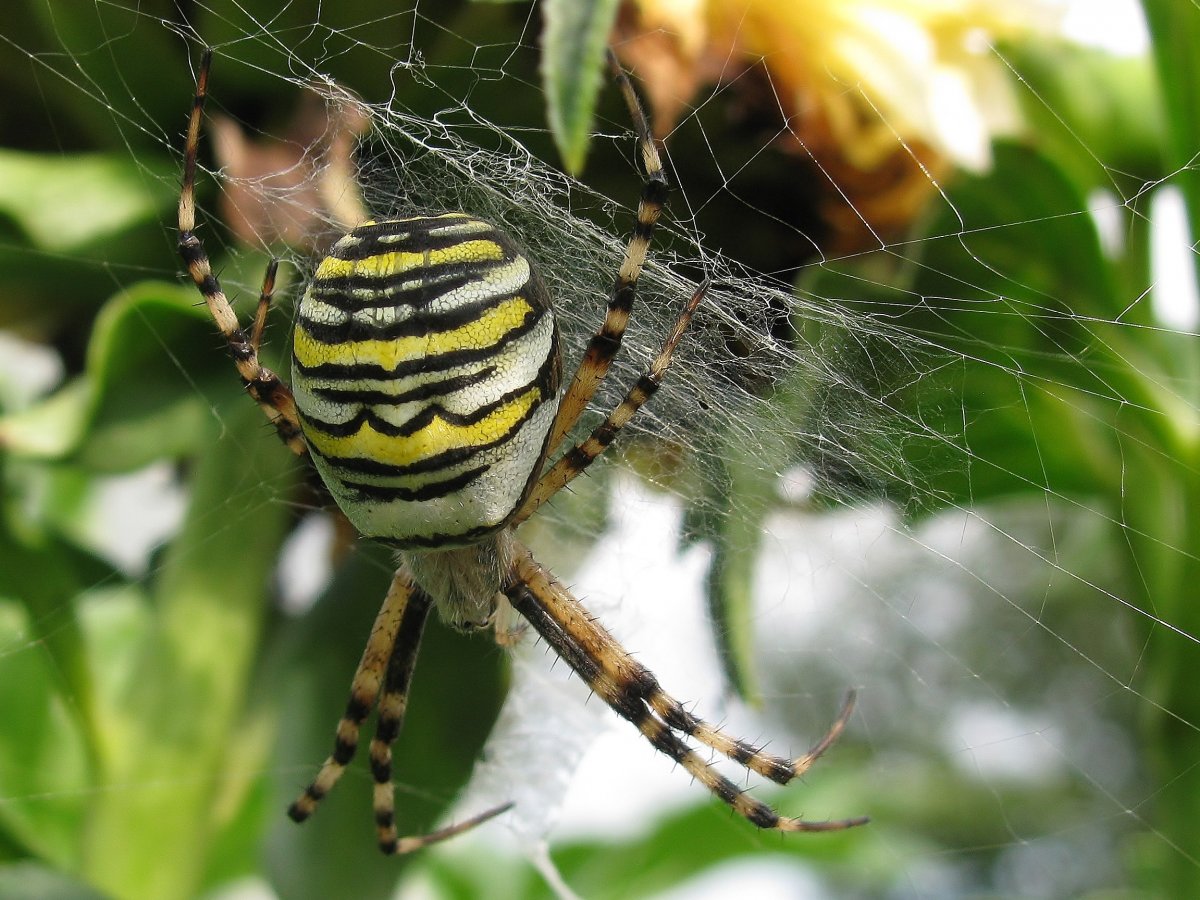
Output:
292,214,561,548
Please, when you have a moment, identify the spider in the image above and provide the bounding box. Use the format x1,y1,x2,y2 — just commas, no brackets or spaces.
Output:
177,47,867,855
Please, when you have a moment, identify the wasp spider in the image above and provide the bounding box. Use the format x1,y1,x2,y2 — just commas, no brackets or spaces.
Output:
178,48,866,854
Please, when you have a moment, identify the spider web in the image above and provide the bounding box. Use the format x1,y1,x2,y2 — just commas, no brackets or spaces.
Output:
0,1,1195,898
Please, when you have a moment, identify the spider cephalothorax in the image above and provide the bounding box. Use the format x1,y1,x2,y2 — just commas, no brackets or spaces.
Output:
178,46,865,855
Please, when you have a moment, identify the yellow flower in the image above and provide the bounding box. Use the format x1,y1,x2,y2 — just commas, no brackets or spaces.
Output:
621,0,1055,170
615,0,1059,251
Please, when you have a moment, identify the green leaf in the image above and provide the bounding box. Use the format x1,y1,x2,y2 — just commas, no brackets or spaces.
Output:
541,0,621,174
0,599,92,869
15,3,186,151
0,382,91,463
0,280,233,471
0,147,180,334
0,862,109,900
1008,40,1161,192
697,443,771,705
80,400,298,900
0,507,119,854
821,142,1132,510
694,386,820,703
915,141,1116,323
543,766,869,899
1144,0,1200,253
0,151,175,253
1130,8,1200,893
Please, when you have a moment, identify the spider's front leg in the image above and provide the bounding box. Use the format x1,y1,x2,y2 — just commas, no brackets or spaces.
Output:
514,279,707,526
542,53,670,456
178,48,307,456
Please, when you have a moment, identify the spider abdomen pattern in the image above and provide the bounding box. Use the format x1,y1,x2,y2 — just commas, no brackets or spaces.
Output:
292,214,562,548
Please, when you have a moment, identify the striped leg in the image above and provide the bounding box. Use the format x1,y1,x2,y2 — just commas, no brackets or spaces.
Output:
288,569,416,822
364,585,512,854
514,279,707,526
651,689,860,786
289,569,510,852
366,584,433,850
545,54,668,454
509,545,855,785
179,49,307,456
248,258,279,355
506,546,868,832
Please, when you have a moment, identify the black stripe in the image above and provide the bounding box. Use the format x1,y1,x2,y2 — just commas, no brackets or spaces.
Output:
640,715,689,765
340,465,489,502
178,234,205,266
579,333,621,372
562,445,590,474
509,578,651,724
302,376,544,439
367,587,432,776
308,259,519,309
328,218,499,260
505,584,602,683
609,280,635,316
293,304,545,380
297,289,529,345
344,695,372,723
332,736,356,766
711,777,742,806
643,175,669,206
659,702,699,734
309,365,497,406
199,273,222,299
632,217,656,242
305,351,557,477
591,420,619,449
307,269,484,311
728,741,755,765
310,402,531,478
747,802,779,829
381,521,506,549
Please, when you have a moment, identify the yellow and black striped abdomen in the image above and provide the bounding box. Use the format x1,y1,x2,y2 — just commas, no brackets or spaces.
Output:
292,214,561,548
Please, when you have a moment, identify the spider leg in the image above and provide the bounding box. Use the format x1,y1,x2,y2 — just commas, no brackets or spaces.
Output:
510,542,854,784
288,569,416,822
505,545,868,832
514,279,707,526
248,258,278,356
545,54,667,454
288,569,510,852
178,49,306,456
655,688,860,786
366,583,432,851
363,580,511,855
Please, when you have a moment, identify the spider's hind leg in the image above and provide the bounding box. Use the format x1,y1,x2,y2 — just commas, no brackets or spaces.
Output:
652,688,861,786
287,569,417,822
505,543,867,832
288,568,511,853
364,587,513,854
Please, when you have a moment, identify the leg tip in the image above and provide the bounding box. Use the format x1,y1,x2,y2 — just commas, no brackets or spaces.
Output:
287,800,312,823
